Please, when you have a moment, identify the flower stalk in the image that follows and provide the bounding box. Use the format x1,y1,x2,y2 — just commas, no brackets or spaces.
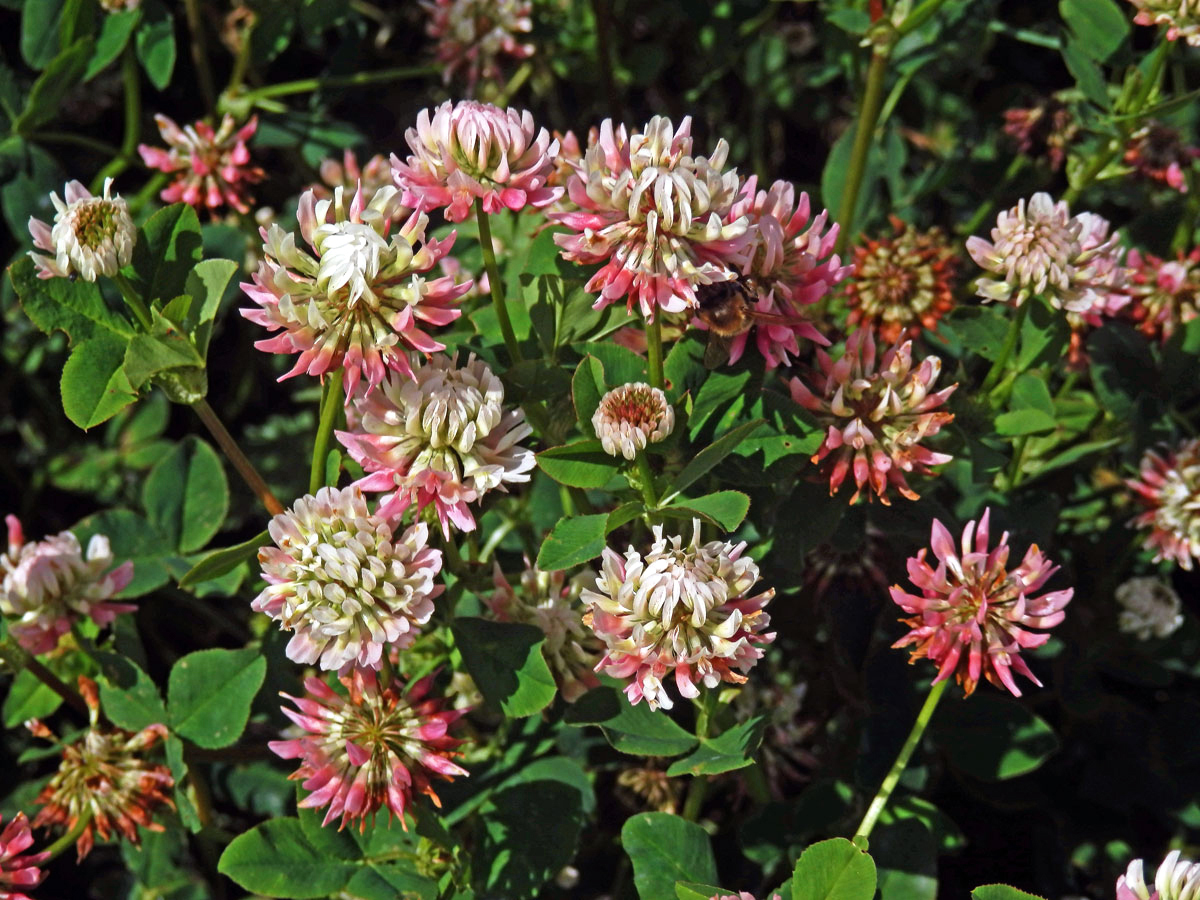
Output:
0,641,88,716
645,315,664,390
475,198,524,363
190,399,285,516
835,48,890,255
110,272,153,331
309,370,345,494
979,301,1029,395
91,48,141,194
41,808,94,862
854,678,948,840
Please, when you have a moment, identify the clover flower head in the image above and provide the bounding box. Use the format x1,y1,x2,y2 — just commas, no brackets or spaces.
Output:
315,150,396,206
967,193,1127,312
391,100,561,222
31,677,173,859
138,113,264,215
337,353,536,537
1129,0,1200,46
422,0,534,90
0,813,48,900
1115,576,1184,640
253,487,444,672
1003,97,1077,171
1127,247,1200,341
27,178,135,282
846,217,958,345
1125,122,1200,193
551,116,752,319
581,519,775,711
241,184,471,396
592,383,675,460
788,329,955,505
1118,850,1200,900
890,508,1073,697
717,176,851,366
271,668,467,831
488,559,602,701
1128,439,1200,570
0,515,135,655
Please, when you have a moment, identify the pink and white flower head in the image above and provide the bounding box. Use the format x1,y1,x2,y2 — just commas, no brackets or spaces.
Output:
240,184,471,396
252,487,444,672
314,150,396,206
1118,850,1200,900
270,668,467,831
716,177,852,366
890,508,1073,697
31,678,173,859
1129,0,1200,46
138,113,264,215
391,100,561,223
0,516,135,655
27,178,135,282
422,0,534,91
98,0,139,10
581,519,775,711
1125,122,1200,193
1127,247,1200,341
0,813,48,900
1127,439,1200,570
550,116,752,319
592,383,675,460
1115,576,1184,640
967,193,1126,313
488,559,602,702
1061,212,1132,364
788,329,956,505
337,353,536,537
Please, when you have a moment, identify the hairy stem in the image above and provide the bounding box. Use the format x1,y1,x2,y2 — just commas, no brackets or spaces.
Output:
475,198,524,363
854,679,949,840
634,451,658,509
191,400,285,516
309,370,345,494
835,48,891,255
645,315,664,390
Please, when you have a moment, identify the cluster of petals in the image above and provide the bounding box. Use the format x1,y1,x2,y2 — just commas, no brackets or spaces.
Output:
788,329,955,505
253,486,444,673
550,116,752,319
1,515,135,655
1129,0,1200,46
592,383,675,460
890,509,1073,697
391,100,561,222
1125,122,1199,193
487,560,602,701
0,813,48,900
1119,850,1200,900
138,113,264,215
31,677,173,859
241,184,471,396
718,176,852,366
99,0,140,10
581,519,775,711
845,216,958,345
1116,576,1184,640
422,0,534,91
271,668,467,830
28,178,135,282
1003,97,1076,171
1127,439,1200,570
1126,247,1200,341
967,193,1127,312
314,150,395,206
337,353,536,536
710,894,781,900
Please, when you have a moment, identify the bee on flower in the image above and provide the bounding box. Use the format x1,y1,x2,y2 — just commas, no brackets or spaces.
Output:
27,178,135,282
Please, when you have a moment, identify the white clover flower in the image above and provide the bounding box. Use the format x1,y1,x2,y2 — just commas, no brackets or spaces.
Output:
27,179,135,282
592,383,675,460
1115,576,1184,640
582,519,775,710
966,192,1127,313
252,487,444,672
1118,850,1200,900
337,353,536,536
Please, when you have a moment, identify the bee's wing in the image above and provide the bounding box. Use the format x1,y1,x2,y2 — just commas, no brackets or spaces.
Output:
703,333,735,369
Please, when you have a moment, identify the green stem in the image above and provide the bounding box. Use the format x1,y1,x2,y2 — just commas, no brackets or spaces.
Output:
681,690,716,821
895,0,955,37
979,302,1029,395
959,156,1026,236
182,0,217,112
309,370,344,494
494,60,534,108
31,132,121,157
42,809,94,862
633,451,658,509
110,272,152,330
835,48,891,255
68,624,103,671
0,641,88,716
443,533,464,573
379,653,397,690
226,11,257,95
645,315,664,390
190,399,285,516
91,48,142,193
239,66,436,104
475,198,524,363
1005,435,1030,490
854,679,949,840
